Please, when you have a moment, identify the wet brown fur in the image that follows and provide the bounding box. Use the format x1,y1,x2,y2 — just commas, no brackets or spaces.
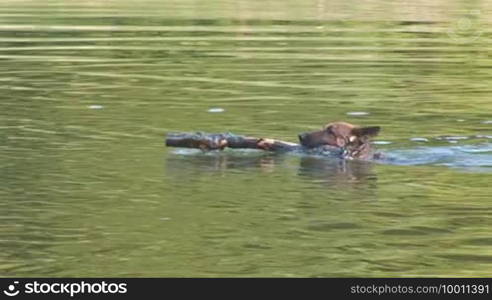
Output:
298,122,381,160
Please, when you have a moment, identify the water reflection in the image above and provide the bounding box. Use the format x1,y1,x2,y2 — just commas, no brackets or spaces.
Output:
165,150,284,174
166,150,378,189
298,156,377,184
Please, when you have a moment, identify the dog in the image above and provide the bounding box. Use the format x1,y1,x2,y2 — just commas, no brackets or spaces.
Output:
298,122,381,160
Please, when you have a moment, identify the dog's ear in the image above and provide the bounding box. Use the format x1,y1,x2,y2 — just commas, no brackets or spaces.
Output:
351,126,380,139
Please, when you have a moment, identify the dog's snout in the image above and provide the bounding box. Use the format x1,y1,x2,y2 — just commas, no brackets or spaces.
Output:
298,133,306,142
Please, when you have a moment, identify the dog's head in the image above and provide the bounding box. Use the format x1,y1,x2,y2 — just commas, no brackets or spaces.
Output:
298,122,380,158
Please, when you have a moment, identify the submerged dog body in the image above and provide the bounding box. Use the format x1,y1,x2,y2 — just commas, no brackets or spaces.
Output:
298,122,381,160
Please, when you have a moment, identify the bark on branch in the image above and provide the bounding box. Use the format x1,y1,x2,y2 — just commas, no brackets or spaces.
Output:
165,132,301,152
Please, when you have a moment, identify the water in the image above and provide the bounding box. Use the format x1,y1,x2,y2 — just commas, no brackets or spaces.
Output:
1,0,491,277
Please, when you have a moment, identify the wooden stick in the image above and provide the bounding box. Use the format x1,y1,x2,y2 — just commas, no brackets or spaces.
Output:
165,132,301,152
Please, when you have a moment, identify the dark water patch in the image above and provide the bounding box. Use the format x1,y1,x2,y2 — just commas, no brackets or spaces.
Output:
242,243,272,250
463,238,492,246
410,226,453,234
371,211,408,218
382,226,452,236
276,215,299,221
307,221,362,232
382,229,425,236
447,216,490,227
437,254,492,264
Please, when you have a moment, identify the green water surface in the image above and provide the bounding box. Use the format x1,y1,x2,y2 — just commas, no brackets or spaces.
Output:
1,0,491,277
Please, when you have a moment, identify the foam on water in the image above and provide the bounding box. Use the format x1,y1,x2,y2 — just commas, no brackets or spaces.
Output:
384,143,492,171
